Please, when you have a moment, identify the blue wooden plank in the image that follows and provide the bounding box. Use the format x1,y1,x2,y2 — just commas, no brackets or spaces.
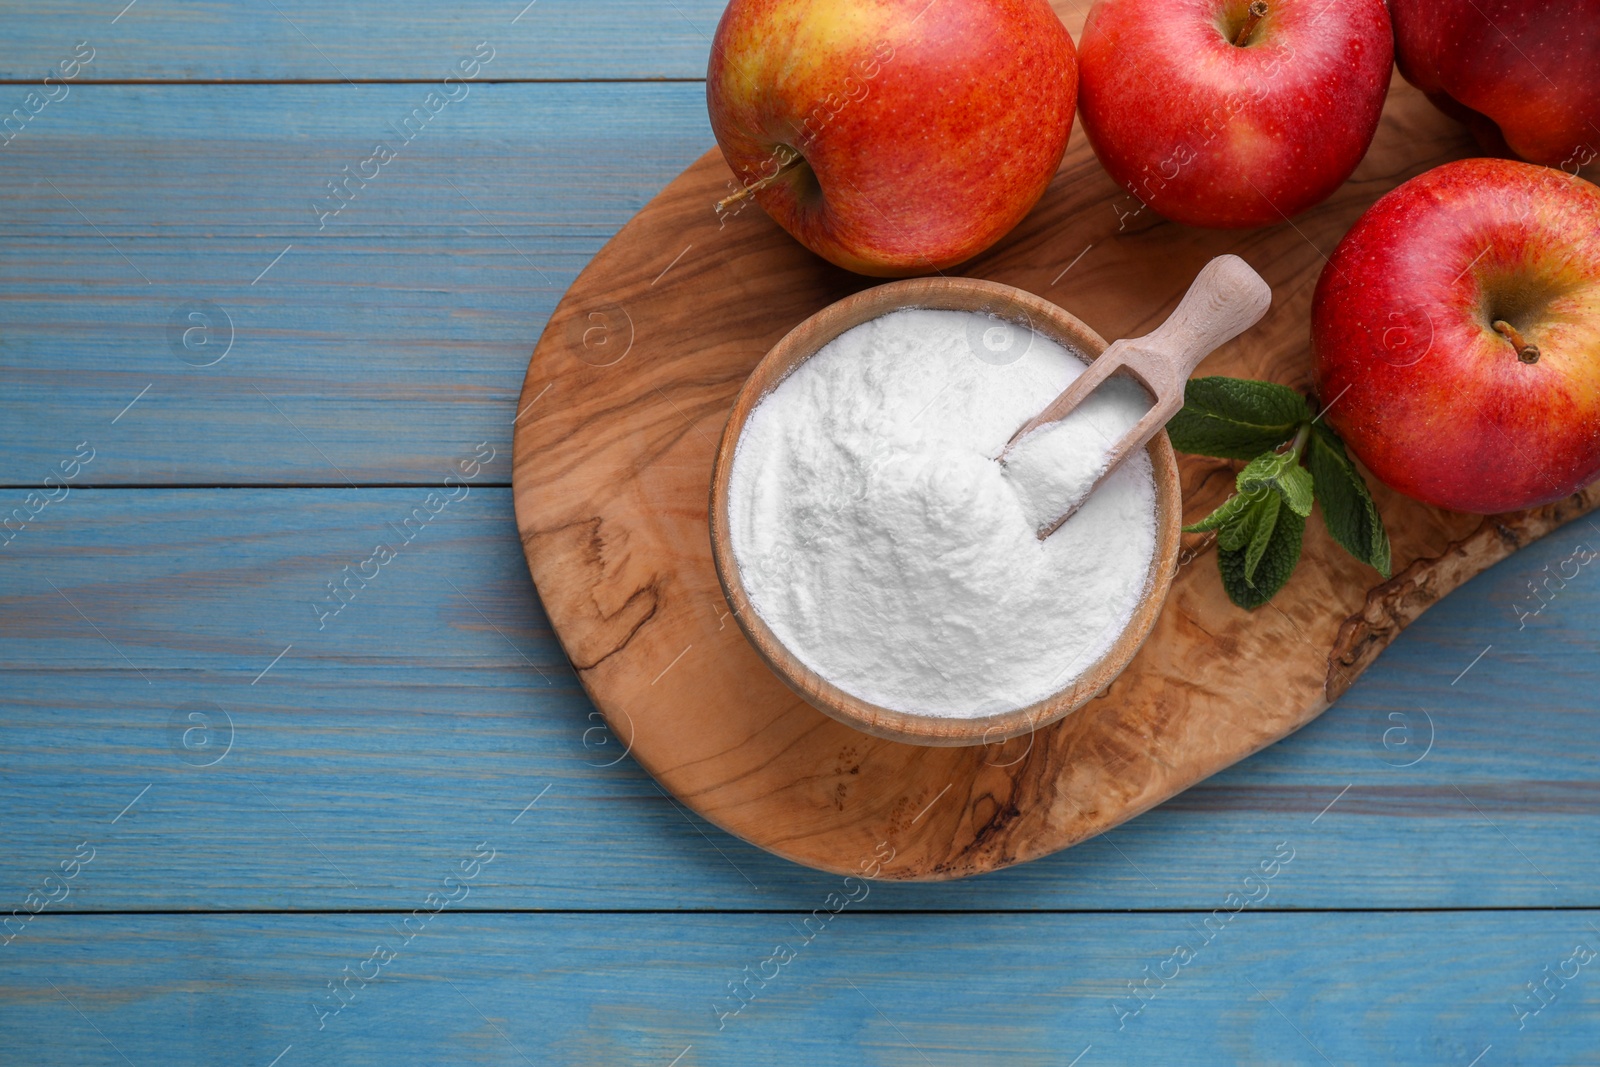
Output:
2,657,1598,913
1,0,726,81
0,489,553,669
2,490,1598,909
4,911,1595,1064
0,82,710,483
0,83,707,236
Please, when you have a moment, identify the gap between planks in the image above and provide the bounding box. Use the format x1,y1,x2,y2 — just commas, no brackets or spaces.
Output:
0,77,709,86
0,483,515,491
31,906,1600,917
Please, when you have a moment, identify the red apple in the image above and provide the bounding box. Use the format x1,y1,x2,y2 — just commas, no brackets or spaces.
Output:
1312,158,1600,515
1391,0,1600,171
1077,0,1393,229
706,0,1077,277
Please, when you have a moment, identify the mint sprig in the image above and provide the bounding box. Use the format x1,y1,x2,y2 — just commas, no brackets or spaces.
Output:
1167,378,1313,460
1176,377,1391,610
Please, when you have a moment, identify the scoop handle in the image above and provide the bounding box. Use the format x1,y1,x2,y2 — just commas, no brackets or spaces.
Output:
1121,253,1274,418
1007,255,1272,450
1027,256,1273,539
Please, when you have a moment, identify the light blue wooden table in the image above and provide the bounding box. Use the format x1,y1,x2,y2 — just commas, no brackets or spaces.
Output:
3,3,1598,1063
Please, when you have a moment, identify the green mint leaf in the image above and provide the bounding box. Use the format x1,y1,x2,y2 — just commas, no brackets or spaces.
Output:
1306,424,1392,578
1242,491,1282,582
1236,448,1295,487
1279,465,1315,518
1219,507,1306,610
1182,489,1257,535
1237,449,1315,519
1167,377,1314,460
1217,489,1274,552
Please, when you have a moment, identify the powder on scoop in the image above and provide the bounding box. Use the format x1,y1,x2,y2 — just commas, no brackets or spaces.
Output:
726,308,1157,718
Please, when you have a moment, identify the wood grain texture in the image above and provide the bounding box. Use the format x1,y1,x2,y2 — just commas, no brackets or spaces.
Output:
1326,490,1600,700
1,0,728,81
6,912,1598,1065
0,83,709,484
513,77,1600,880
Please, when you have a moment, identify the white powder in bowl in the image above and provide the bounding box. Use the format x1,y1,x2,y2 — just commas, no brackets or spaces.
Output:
726,307,1158,718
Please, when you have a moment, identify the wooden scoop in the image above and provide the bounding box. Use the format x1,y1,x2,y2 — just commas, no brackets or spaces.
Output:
1002,254,1273,537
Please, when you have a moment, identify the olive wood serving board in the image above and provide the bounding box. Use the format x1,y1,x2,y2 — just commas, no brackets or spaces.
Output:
512,66,1599,880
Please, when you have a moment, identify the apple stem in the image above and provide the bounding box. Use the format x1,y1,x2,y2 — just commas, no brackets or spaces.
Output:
1232,0,1269,46
715,153,806,215
1493,319,1541,364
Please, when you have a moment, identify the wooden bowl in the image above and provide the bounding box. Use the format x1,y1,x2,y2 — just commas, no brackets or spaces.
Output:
708,277,1183,747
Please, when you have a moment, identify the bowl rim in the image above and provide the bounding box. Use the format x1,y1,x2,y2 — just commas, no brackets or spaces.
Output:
708,276,1182,747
